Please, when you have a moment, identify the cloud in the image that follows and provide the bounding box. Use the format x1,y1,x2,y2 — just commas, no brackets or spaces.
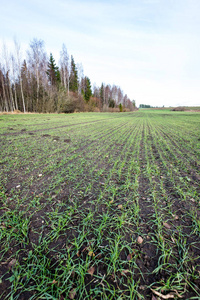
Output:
0,0,200,106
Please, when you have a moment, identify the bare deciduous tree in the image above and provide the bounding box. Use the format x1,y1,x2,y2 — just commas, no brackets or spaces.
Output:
0,37,134,113
27,38,47,111
0,64,9,112
77,62,84,95
2,43,15,111
11,55,19,110
14,38,26,113
60,44,70,94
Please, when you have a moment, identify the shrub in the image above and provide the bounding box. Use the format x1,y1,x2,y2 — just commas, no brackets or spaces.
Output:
171,106,185,111
123,108,130,112
57,91,85,113
108,99,115,108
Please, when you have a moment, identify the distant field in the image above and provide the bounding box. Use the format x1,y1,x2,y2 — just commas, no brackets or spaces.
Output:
184,106,200,111
0,111,200,299
140,106,200,111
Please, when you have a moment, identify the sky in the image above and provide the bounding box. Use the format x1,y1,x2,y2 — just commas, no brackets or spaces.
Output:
1,0,200,107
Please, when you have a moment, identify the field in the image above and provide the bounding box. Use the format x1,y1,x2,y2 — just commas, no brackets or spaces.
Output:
0,110,200,299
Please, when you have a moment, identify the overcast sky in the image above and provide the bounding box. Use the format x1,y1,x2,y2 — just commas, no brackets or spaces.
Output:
1,0,200,107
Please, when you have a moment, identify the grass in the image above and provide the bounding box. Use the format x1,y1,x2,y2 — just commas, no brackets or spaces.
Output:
0,110,200,299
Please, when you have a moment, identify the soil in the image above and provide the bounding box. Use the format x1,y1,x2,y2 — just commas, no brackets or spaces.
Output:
0,112,200,299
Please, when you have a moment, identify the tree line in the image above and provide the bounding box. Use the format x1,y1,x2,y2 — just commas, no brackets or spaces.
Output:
0,38,136,113
139,104,153,108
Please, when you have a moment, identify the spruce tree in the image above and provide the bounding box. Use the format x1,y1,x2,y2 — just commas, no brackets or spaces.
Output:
69,56,78,92
82,76,92,102
100,83,104,105
47,53,60,86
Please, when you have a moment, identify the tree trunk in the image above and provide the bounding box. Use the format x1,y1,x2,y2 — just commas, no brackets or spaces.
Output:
1,73,9,112
14,39,26,113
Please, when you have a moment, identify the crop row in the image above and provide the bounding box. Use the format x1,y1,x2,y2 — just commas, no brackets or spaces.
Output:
0,111,200,299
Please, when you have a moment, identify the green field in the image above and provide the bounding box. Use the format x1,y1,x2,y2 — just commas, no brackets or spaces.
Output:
0,110,200,299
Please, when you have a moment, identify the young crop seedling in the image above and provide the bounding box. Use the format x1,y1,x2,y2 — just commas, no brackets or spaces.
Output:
0,110,200,299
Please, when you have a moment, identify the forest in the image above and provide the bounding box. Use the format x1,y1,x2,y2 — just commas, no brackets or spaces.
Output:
0,39,136,113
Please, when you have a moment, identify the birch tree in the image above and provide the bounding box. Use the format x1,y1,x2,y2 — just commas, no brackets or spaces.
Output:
60,44,69,94
0,64,9,112
14,38,26,113
11,55,18,110
77,62,84,95
2,43,15,111
27,39,47,111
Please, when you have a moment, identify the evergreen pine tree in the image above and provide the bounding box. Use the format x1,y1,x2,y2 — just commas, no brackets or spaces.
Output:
100,83,104,105
47,53,60,86
69,56,78,92
83,76,92,102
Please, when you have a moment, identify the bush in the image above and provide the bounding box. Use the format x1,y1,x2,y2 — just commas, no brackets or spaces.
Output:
57,91,85,113
108,99,115,108
93,107,100,112
109,107,120,112
171,106,185,111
